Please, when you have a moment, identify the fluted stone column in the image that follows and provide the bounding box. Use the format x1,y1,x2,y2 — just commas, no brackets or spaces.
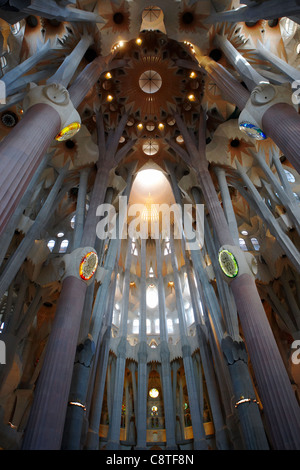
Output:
72,168,90,250
0,165,69,301
214,167,239,245
136,238,148,449
169,231,208,450
106,238,132,450
208,0,300,25
0,50,118,236
221,335,269,449
0,151,52,267
198,56,300,172
174,109,300,449
185,262,230,449
21,247,97,449
155,237,177,449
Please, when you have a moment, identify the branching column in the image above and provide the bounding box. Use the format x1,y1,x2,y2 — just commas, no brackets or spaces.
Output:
106,238,132,450
169,230,208,450
155,237,177,449
136,238,148,449
174,110,300,449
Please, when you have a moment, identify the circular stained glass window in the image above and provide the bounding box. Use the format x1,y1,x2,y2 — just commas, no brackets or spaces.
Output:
139,70,162,94
238,122,266,140
79,251,98,281
218,249,239,278
149,388,159,398
142,139,159,156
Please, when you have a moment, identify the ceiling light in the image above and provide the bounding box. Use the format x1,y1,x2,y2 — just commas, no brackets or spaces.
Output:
189,71,197,78
105,72,112,79
188,94,196,101
158,123,164,130
137,123,143,130
107,94,114,102
136,38,142,45
176,135,184,143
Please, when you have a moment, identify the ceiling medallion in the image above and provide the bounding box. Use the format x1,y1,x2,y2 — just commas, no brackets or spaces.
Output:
139,70,162,94
142,138,159,155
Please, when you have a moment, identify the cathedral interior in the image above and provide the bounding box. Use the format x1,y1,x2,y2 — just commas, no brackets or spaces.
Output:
0,0,299,451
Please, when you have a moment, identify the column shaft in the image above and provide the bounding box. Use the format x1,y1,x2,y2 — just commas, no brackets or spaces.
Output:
22,275,87,449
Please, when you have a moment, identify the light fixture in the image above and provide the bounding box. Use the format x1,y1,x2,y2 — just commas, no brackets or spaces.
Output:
69,401,86,411
158,122,164,130
57,232,64,237
136,38,142,45
79,251,98,281
137,123,143,130
176,135,184,143
106,94,114,102
189,71,197,78
234,396,259,408
149,388,159,398
188,93,196,102
105,72,112,79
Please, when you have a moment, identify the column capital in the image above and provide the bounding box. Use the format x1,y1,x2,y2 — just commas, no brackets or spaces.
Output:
23,82,81,142
238,82,293,140
60,247,98,285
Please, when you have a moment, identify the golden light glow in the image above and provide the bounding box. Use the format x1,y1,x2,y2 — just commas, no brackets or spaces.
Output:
149,388,159,398
137,123,143,130
79,251,98,281
107,94,114,102
136,38,142,45
142,196,159,222
55,122,81,142
158,122,164,130
105,72,112,79
189,71,197,78
188,94,196,101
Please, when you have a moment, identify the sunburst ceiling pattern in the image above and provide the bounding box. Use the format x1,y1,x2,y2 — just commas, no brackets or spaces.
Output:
97,30,203,140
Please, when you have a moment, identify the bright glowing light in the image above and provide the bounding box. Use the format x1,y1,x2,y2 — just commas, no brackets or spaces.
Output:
55,122,81,142
189,71,197,78
135,169,165,191
149,388,159,398
57,232,64,238
107,94,114,102
188,94,196,101
136,38,142,45
79,251,98,281
137,123,143,130
146,285,158,309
